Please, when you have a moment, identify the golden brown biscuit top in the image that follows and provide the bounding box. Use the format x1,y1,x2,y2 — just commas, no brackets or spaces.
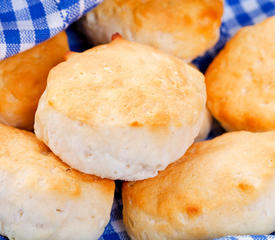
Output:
0,123,114,197
97,0,223,41
0,32,69,130
123,131,275,228
46,38,205,129
0,32,68,103
206,16,275,131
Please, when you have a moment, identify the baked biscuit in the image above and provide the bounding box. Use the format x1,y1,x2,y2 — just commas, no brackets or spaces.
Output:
82,0,223,61
0,123,114,240
0,32,69,130
188,64,212,141
206,16,275,131
123,131,275,240
195,108,212,141
34,37,206,180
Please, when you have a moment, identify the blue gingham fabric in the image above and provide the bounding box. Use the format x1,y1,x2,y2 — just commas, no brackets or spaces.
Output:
0,0,102,60
0,0,275,240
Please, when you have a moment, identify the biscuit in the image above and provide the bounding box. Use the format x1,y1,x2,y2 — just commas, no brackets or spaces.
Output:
0,32,69,130
195,107,212,141
123,131,275,240
206,16,275,131
81,0,223,61
188,64,212,141
0,123,114,240
34,37,206,180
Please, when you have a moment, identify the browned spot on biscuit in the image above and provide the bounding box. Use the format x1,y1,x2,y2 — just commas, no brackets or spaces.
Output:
198,6,222,37
112,33,122,41
130,121,143,127
48,100,54,107
150,112,171,128
238,182,254,193
185,205,201,218
244,114,261,131
40,146,51,156
49,178,81,197
56,208,63,212
64,51,78,61
183,15,192,25
200,8,221,23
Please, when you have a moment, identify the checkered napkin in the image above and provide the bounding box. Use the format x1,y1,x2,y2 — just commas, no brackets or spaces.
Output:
0,0,102,60
0,0,275,240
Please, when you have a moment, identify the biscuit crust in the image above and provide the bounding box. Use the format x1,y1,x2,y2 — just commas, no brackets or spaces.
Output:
206,17,275,131
0,32,69,130
0,123,114,240
123,131,275,239
35,38,206,180
82,0,223,61
46,38,205,129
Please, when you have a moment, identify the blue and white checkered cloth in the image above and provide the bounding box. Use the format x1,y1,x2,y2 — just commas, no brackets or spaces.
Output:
0,0,102,60
0,0,275,239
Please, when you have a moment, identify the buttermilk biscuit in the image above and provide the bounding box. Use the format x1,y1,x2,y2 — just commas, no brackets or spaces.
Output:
206,16,275,131
123,131,275,240
34,37,206,180
188,64,212,141
0,32,69,130
0,123,114,240
195,108,212,141
81,0,223,61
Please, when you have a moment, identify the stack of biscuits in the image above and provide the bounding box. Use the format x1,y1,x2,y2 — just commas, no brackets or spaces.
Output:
0,1,274,239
